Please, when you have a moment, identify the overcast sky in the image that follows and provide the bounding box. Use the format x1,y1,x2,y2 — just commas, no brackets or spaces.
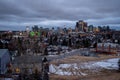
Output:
0,0,120,30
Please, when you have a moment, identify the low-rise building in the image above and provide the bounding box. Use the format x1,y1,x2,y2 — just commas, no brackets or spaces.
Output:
0,49,11,74
96,43,120,54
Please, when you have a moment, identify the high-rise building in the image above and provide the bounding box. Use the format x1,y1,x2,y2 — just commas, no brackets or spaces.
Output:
32,25,39,31
88,25,94,32
93,27,100,32
75,20,88,32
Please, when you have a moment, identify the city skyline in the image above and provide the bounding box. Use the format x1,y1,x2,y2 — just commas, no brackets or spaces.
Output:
0,0,120,30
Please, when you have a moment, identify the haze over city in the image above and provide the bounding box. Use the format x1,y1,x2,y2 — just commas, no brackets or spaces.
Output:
0,0,120,30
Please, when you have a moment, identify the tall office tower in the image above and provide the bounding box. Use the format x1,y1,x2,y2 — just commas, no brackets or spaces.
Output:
75,20,88,32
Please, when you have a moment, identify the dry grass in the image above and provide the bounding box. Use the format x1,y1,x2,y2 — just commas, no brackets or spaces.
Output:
50,54,120,65
50,54,120,80
50,70,120,80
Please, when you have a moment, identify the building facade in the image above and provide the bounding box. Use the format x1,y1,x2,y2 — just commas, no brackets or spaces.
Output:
75,20,88,32
0,49,11,74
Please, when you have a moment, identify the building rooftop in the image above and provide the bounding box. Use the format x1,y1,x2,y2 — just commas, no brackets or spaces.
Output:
0,49,9,58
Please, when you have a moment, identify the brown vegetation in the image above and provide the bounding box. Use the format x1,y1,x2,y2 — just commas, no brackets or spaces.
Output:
50,54,120,80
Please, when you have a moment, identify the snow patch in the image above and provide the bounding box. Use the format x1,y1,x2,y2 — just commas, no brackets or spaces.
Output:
93,58,119,69
49,58,120,76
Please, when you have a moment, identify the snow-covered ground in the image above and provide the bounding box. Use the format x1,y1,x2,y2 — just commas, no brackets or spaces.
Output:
0,78,14,80
49,58,120,76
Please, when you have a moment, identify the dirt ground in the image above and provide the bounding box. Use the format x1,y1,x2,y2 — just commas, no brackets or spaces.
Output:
50,70,120,80
50,54,120,80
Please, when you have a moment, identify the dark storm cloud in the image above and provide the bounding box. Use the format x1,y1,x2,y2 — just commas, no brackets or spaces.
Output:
0,0,120,30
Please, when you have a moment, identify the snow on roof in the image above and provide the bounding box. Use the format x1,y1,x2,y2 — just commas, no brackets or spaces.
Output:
0,78,13,80
0,49,9,58
97,43,119,47
5,78,13,80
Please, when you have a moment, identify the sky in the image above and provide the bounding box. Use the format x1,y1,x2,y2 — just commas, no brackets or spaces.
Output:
0,0,120,30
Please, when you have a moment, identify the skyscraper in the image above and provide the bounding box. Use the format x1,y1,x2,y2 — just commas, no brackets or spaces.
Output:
75,20,88,32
